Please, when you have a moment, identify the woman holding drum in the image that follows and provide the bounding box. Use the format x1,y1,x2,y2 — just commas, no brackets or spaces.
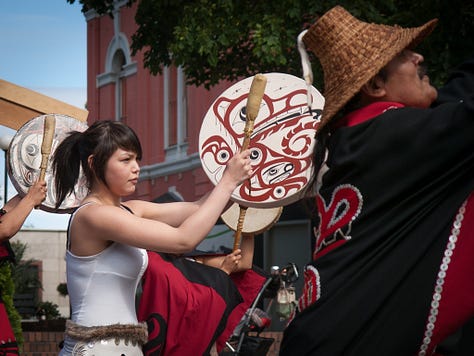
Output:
52,119,252,355
0,180,46,355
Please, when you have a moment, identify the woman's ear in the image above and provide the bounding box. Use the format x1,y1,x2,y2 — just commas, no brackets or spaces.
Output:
87,154,94,170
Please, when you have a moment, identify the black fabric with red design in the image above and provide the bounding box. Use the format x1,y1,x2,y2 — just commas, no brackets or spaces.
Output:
281,57,474,355
138,251,265,356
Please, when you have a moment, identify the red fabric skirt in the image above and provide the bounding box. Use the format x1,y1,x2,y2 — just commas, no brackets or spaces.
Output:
0,300,19,355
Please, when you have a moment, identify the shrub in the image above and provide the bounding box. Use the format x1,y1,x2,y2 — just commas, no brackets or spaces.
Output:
36,301,61,320
57,282,68,296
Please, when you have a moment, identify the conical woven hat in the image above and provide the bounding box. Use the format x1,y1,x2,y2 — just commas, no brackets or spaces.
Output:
303,6,437,129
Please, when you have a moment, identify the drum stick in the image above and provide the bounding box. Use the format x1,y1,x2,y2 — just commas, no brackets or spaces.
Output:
39,115,56,182
233,74,267,251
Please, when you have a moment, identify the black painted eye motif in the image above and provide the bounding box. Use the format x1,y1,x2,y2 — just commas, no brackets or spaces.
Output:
239,107,247,121
262,162,294,184
249,148,261,163
216,150,230,164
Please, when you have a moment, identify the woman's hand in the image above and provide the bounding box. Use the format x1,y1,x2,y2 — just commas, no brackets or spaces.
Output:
220,249,243,274
25,180,47,206
221,149,253,187
0,180,47,241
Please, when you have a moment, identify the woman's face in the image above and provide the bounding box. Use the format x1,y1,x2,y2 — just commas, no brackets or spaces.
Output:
381,50,438,108
105,148,140,196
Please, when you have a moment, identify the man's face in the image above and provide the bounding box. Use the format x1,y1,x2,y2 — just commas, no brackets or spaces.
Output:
381,50,438,108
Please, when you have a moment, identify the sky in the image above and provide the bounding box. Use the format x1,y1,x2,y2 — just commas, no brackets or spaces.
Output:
0,0,87,230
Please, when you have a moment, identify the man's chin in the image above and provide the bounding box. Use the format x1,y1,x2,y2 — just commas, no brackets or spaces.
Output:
426,89,438,108
430,87,438,103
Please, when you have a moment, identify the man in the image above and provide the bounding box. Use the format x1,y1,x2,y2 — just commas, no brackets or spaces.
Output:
281,6,474,355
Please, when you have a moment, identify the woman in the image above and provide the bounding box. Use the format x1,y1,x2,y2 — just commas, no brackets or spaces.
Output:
53,120,253,355
0,180,46,354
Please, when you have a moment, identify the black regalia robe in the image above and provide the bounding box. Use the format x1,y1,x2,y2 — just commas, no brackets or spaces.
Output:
281,57,474,355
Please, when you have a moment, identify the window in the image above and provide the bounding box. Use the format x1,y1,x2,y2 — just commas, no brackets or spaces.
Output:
96,33,137,121
163,66,188,160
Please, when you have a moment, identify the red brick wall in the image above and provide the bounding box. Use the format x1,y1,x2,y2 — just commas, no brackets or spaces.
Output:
22,331,64,356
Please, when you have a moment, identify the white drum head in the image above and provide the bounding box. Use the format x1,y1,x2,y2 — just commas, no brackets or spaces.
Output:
7,114,88,213
199,73,324,208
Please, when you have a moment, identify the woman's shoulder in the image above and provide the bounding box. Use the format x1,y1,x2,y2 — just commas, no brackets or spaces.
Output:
121,199,156,216
73,202,130,223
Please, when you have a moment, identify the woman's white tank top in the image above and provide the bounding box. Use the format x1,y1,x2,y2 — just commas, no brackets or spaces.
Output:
66,203,148,326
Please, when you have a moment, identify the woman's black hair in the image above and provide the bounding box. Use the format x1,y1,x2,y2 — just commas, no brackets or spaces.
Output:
52,120,142,209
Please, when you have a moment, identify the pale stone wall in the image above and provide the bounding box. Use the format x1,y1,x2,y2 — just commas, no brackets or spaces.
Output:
14,229,69,318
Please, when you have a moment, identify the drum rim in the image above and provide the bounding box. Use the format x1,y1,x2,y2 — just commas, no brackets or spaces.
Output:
220,202,283,234
7,113,88,213
198,72,323,208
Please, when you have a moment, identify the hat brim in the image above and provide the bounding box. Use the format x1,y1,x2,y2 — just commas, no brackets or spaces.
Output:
303,6,438,129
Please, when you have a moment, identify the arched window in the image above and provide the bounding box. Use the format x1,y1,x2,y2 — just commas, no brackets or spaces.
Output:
96,32,137,121
111,49,126,73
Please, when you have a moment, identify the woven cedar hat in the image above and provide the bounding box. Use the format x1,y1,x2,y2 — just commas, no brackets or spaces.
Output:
302,6,437,129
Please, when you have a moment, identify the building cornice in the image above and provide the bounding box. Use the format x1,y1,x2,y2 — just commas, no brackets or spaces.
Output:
139,152,201,180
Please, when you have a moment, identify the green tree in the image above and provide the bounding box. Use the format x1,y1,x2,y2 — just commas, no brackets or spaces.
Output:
10,241,42,295
68,0,474,89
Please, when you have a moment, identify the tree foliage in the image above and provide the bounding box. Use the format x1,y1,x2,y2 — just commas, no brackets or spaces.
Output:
10,241,42,294
68,0,474,89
